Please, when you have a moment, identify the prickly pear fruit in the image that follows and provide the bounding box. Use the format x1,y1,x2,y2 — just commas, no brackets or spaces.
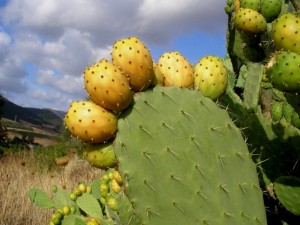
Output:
234,7,267,33
265,51,300,92
84,59,133,111
64,101,117,143
194,56,228,100
272,13,300,54
151,61,164,86
282,102,295,123
106,194,118,211
291,112,300,129
83,142,116,169
260,0,282,22
158,51,194,87
270,101,283,122
240,0,261,11
111,36,154,92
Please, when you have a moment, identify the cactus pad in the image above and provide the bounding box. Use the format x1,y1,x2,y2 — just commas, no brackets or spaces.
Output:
114,86,267,225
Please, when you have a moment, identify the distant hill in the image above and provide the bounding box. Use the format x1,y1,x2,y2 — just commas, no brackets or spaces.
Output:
0,96,65,133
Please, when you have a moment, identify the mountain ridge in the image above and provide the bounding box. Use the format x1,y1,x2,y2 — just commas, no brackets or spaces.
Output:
0,96,65,133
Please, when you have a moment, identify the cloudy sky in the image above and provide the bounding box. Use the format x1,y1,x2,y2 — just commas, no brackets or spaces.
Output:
0,0,228,111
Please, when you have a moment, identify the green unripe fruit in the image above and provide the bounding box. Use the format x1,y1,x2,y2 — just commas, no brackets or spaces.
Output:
52,211,63,221
266,51,300,92
101,174,110,183
51,185,58,193
78,183,87,193
49,221,55,225
106,195,119,211
240,0,260,11
69,193,77,201
261,0,282,22
72,187,82,196
194,56,228,100
86,185,92,194
270,101,283,122
291,112,300,129
100,197,106,205
70,206,76,214
100,183,109,198
272,13,300,54
51,217,61,225
282,102,295,123
62,206,70,215
113,170,123,185
83,142,116,169
234,7,267,33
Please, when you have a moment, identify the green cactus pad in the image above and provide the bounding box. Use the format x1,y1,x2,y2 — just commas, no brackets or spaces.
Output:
76,193,103,219
274,176,300,215
114,86,267,225
28,188,54,209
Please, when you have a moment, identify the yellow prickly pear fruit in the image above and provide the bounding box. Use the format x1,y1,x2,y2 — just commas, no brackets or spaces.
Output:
111,36,154,92
151,61,164,86
110,179,122,194
158,51,194,88
64,101,117,143
113,170,123,185
84,59,133,111
83,142,116,169
194,56,228,100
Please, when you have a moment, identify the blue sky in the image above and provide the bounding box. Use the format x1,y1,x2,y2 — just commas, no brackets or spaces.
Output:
0,0,227,111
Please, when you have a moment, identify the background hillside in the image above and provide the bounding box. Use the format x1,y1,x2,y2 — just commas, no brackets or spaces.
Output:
0,96,65,133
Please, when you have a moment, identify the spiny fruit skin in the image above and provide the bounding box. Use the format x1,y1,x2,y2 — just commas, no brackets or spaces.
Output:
84,59,133,111
64,101,117,143
270,101,283,122
158,51,194,87
240,0,261,11
260,0,282,22
265,51,300,92
151,61,164,86
234,7,267,33
111,36,154,92
194,56,228,100
83,142,116,169
272,13,300,54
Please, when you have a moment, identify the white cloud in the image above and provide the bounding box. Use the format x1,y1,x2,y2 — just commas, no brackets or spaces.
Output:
0,0,227,111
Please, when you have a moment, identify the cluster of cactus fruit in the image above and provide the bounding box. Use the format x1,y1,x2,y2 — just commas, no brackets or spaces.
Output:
29,0,300,224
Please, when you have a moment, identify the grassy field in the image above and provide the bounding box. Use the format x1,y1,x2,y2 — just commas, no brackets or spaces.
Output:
0,150,102,225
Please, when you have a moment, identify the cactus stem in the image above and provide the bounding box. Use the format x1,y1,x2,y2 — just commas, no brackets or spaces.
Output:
146,208,161,219
191,137,201,150
220,184,230,193
173,201,185,214
181,110,194,119
197,191,208,200
167,147,179,158
144,100,158,111
139,125,152,136
144,179,156,192
161,91,176,103
121,142,128,155
170,174,183,182
162,122,175,131
195,165,206,178
218,155,226,166
239,183,247,193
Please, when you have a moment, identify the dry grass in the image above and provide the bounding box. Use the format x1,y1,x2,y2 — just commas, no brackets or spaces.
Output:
0,150,102,225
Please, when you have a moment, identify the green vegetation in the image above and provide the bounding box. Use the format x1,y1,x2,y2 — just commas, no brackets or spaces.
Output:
27,1,300,224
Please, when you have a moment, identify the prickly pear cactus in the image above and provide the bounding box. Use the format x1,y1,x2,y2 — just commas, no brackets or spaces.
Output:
114,86,267,225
